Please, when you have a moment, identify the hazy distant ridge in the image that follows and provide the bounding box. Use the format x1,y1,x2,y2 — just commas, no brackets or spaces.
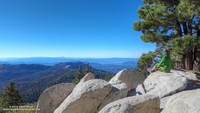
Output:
0,57,138,64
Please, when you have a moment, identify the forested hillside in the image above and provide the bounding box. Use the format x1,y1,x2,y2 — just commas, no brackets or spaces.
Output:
0,62,114,103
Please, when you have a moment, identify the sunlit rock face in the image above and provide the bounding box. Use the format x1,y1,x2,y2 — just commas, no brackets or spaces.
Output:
143,71,188,98
54,79,112,113
98,94,160,113
37,83,75,113
38,69,199,113
162,89,200,113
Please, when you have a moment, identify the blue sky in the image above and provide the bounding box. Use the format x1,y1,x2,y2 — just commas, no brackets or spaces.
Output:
0,0,155,58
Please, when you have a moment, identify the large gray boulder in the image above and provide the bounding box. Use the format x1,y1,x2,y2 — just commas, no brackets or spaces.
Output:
98,70,146,110
144,71,188,98
109,69,146,91
162,89,200,113
79,72,95,83
98,94,160,113
37,83,75,113
171,70,198,81
74,72,96,88
54,79,112,113
97,82,128,110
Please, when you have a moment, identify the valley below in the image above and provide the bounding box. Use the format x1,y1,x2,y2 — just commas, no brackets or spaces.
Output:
0,58,137,103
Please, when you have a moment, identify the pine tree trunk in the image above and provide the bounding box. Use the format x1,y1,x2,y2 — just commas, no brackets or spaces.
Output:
193,48,200,72
183,22,188,35
197,30,200,36
175,55,184,69
181,55,186,69
185,51,193,70
176,20,183,37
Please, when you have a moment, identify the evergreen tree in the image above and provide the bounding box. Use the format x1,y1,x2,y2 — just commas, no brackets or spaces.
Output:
73,69,84,84
137,52,156,70
2,82,23,108
83,63,93,74
0,93,3,110
73,64,92,84
134,0,200,71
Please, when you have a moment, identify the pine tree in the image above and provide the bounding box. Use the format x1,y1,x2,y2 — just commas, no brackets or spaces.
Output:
73,69,84,84
2,82,23,108
83,63,93,74
73,64,93,84
134,0,200,71
0,93,3,109
137,52,156,70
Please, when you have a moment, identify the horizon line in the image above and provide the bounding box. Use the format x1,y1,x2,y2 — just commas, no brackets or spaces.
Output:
0,56,139,59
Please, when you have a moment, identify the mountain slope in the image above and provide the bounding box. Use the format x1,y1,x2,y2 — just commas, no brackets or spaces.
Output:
0,62,114,103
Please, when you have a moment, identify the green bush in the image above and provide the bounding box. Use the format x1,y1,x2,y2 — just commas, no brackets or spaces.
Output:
137,52,156,70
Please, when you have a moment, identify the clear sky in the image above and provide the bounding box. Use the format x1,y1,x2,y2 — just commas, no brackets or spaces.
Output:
0,0,155,58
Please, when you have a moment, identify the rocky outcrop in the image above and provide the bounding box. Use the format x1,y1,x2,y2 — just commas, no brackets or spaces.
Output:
39,69,199,113
171,70,198,81
97,82,128,110
75,72,95,88
79,72,95,83
54,79,112,113
98,69,146,110
137,70,199,112
98,94,160,113
109,69,146,91
37,83,75,113
143,71,188,98
162,89,200,113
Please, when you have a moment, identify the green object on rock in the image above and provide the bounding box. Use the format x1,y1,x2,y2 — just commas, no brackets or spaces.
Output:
154,54,172,72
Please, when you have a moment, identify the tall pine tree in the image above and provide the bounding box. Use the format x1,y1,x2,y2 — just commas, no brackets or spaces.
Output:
134,0,200,71
2,82,23,108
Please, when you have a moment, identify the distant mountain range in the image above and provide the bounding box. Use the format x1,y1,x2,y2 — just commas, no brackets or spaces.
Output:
0,62,114,103
0,58,138,103
0,57,138,72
